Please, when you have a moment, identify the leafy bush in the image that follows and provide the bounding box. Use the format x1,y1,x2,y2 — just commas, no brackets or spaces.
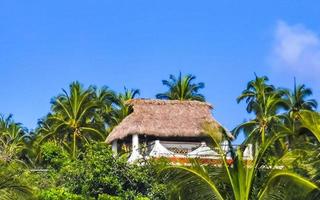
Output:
98,194,122,200
31,142,169,199
38,188,87,200
39,142,70,170
0,161,33,199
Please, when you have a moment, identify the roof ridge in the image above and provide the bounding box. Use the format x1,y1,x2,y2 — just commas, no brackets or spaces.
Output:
126,98,213,108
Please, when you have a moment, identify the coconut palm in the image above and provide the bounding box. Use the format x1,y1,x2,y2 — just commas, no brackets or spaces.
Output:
156,72,205,101
284,80,317,118
107,88,140,129
31,117,64,163
235,75,287,144
236,75,275,114
0,115,29,163
278,82,317,149
37,82,106,158
161,125,319,200
95,86,117,123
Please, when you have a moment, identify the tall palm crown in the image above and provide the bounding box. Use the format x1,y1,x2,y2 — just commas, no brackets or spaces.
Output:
279,81,318,148
0,115,29,163
107,88,140,129
236,75,276,114
95,86,117,125
235,75,287,144
285,80,317,115
156,73,205,101
37,82,108,158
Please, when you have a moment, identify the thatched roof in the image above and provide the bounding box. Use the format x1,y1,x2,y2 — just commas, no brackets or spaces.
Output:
106,99,228,143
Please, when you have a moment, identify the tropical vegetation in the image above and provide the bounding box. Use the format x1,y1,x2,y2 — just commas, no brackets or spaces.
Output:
161,75,320,200
156,72,205,101
0,73,319,199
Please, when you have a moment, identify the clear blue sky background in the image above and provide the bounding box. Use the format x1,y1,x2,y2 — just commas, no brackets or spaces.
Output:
1,1,320,143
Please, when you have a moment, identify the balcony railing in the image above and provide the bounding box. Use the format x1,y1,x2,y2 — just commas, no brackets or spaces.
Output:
128,140,253,163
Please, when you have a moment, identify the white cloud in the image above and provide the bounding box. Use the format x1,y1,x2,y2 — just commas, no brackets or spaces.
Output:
270,21,320,76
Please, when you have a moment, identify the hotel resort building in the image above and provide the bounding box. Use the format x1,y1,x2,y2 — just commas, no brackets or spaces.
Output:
106,99,252,164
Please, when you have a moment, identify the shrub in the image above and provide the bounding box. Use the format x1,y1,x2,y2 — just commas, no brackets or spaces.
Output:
97,194,122,200
38,188,86,200
39,142,70,170
58,143,169,199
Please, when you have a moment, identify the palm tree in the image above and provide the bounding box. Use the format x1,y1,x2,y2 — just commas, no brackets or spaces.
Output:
284,79,317,118
37,82,106,158
236,75,275,114
279,80,318,149
161,125,319,200
156,72,205,101
107,88,140,130
235,75,287,144
0,115,29,163
95,86,117,122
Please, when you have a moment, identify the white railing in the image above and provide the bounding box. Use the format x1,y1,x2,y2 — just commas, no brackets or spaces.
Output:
131,140,253,162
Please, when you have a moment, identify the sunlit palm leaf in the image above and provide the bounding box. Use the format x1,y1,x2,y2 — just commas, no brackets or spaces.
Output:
299,110,320,142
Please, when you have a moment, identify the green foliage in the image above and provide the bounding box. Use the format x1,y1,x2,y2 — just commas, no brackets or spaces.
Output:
0,114,30,163
97,194,150,200
39,141,70,170
107,87,140,130
156,72,205,101
56,142,168,199
35,82,139,159
36,81,113,158
38,188,86,200
234,74,287,144
1,78,320,199
161,75,320,200
0,161,33,200
300,110,320,142
285,80,317,115
26,142,169,199
98,194,122,200
161,128,319,200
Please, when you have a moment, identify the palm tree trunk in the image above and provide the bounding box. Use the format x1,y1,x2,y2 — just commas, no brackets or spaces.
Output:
261,128,265,144
73,130,77,159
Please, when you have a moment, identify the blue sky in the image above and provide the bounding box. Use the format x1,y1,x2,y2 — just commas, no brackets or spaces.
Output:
1,1,320,143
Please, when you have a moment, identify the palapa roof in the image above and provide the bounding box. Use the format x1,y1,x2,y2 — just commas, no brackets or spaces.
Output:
106,99,226,143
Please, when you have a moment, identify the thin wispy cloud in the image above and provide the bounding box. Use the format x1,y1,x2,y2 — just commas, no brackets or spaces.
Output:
270,20,320,77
